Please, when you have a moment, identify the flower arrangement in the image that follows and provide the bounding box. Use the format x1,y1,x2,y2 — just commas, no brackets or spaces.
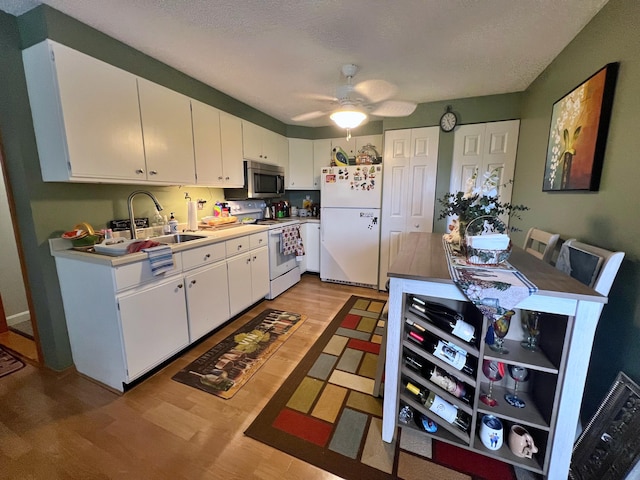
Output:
438,167,528,244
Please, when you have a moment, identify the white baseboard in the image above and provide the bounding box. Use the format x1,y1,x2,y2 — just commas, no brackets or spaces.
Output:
6,311,30,326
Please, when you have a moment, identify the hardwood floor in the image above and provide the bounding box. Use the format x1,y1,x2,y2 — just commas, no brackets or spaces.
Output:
0,274,388,479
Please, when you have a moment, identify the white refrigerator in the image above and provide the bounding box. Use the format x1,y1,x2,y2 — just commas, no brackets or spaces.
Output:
320,164,382,288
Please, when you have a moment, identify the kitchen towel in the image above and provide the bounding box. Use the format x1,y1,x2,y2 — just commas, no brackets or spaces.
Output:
143,244,175,276
280,225,305,259
187,201,198,231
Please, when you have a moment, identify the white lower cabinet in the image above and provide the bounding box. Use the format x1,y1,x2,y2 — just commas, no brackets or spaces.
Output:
185,260,230,342
227,245,268,316
52,229,271,392
117,277,190,381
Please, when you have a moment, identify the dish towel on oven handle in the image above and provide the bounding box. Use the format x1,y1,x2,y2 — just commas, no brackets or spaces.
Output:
143,244,175,276
280,225,305,260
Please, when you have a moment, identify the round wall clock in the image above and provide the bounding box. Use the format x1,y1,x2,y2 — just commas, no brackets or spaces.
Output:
440,106,458,132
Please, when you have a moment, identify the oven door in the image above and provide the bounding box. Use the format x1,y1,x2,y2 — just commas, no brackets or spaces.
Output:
268,229,298,279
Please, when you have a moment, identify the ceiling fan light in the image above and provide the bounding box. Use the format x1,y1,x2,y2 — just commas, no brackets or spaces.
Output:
330,109,367,129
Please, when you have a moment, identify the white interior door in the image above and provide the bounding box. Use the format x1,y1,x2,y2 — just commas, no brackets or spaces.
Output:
379,127,439,289
450,120,520,226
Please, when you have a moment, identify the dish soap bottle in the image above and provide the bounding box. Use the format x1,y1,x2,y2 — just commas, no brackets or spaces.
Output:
169,212,179,234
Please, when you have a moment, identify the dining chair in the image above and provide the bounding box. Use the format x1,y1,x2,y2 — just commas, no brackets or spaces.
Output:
555,238,625,296
523,227,560,264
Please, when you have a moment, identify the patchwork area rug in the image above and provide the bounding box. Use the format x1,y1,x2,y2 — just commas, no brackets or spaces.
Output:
173,309,305,399
245,296,515,480
0,346,25,378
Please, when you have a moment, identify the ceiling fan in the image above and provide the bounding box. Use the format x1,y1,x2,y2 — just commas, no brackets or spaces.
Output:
292,64,418,135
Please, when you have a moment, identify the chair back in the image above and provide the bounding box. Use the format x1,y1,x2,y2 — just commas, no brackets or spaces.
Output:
523,227,560,264
556,238,625,296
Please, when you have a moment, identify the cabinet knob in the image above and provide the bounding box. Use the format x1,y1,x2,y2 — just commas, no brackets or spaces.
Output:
415,224,420,229
237,245,243,250
136,169,144,174
177,284,183,289
225,176,230,180
258,239,263,244
252,256,257,261
246,258,251,264
205,254,211,259
190,280,196,285
218,176,224,180
149,170,158,175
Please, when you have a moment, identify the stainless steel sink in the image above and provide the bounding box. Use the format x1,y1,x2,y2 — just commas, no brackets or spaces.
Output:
153,233,207,244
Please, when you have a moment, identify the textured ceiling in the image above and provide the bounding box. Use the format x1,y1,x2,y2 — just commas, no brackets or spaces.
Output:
0,0,609,127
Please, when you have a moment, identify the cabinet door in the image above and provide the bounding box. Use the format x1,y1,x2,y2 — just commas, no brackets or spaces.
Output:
220,112,244,187
23,40,146,182
227,252,252,316
288,138,314,189
250,246,270,303
275,133,290,170
185,261,230,342
191,100,223,186
118,278,189,380
137,78,196,184
242,121,263,161
379,127,438,290
356,134,384,155
304,223,321,273
261,129,278,164
313,139,332,189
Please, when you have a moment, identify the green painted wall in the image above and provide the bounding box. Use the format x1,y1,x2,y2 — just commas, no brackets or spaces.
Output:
511,0,639,420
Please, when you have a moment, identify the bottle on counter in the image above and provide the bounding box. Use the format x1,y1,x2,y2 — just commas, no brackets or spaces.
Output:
403,353,472,404
409,295,476,344
169,212,179,233
152,209,164,235
405,320,476,376
402,379,471,432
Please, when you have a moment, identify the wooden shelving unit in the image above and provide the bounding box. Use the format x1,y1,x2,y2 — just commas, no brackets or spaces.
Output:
382,233,608,480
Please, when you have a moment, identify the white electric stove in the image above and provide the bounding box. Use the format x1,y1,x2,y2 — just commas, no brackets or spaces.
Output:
227,201,301,299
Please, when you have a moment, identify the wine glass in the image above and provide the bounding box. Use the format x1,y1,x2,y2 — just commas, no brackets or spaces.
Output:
521,311,541,351
504,365,529,408
489,310,515,354
480,359,505,407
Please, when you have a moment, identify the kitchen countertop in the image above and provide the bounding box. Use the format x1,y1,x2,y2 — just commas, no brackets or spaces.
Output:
49,224,269,267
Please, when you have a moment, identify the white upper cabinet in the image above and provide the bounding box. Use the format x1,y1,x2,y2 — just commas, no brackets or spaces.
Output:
331,134,383,158
287,138,314,190
137,78,195,184
22,39,146,182
313,139,332,189
219,112,245,187
242,121,284,165
191,100,223,185
191,100,243,187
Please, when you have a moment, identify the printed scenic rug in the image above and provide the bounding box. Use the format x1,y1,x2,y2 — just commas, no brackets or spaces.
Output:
173,309,305,399
245,296,515,480
0,346,25,378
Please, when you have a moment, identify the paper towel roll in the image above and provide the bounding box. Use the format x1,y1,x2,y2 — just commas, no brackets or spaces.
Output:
187,201,198,231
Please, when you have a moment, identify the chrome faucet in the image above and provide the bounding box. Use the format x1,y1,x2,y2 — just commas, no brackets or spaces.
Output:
127,190,163,239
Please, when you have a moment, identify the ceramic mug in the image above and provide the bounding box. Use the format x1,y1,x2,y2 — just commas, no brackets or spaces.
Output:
479,414,503,450
509,425,538,458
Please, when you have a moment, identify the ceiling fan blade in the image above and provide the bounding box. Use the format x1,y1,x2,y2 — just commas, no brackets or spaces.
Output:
354,79,397,103
291,110,328,122
370,100,418,117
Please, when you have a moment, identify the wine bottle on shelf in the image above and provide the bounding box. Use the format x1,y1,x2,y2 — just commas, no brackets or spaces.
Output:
402,378,470,432
408,295,476,343
403,353,473,404
405,322,476,376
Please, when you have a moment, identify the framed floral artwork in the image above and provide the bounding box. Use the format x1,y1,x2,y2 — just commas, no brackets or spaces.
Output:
543,63,619,191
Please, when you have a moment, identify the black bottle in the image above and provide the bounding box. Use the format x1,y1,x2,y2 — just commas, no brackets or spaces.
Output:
403,353,473,404
405,320,476,376
408,295,476,344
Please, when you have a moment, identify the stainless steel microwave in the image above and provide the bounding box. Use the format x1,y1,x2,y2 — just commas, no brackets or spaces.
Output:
224,160,285,200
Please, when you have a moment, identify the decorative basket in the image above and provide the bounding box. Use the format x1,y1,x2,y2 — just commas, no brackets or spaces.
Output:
464,216,511,266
